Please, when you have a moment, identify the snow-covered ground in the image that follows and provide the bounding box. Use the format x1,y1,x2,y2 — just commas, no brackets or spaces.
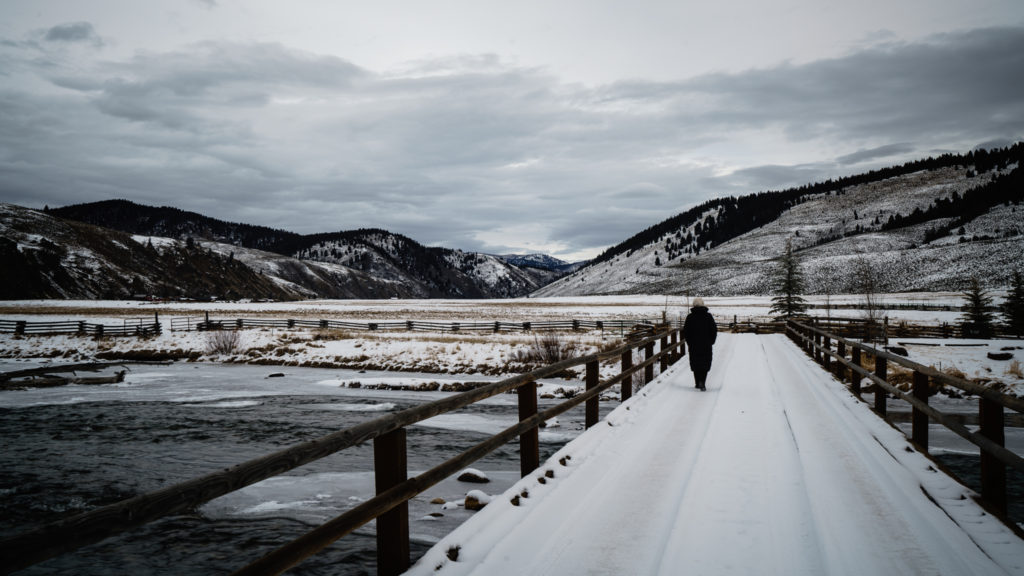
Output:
407,334,1024,575
2,293,1020,393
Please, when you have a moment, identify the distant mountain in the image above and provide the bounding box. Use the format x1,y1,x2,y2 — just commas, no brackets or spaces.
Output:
45,201,562,299
497,254,587,274
536,144,1024,297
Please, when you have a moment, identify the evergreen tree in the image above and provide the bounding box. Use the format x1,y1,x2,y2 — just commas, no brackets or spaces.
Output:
960,277,995,338
1001,271,1024,336
769,239,808,319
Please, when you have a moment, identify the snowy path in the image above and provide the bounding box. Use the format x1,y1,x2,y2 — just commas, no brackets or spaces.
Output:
406,334,1024,576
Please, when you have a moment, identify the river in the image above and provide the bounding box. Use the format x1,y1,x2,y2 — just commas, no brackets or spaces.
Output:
0,362,603,575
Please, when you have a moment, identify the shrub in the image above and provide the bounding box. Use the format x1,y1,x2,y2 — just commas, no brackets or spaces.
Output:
206,329,243,355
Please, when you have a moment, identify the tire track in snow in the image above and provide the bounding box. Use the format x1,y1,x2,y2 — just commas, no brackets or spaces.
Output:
657,334,825,575
761,334,1016,575
498,338,735,576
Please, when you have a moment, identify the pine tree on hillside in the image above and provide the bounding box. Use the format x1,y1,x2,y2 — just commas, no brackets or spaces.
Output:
769,238,808,319
1001,271,1024,337
960,277,995,338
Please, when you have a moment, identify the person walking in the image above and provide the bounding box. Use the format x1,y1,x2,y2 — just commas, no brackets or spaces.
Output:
683,297,717,391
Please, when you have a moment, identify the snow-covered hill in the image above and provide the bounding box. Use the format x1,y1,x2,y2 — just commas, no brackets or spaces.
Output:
536,162,1024,297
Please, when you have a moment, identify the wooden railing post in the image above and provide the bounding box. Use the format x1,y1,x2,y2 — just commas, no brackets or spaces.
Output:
823,335,831,370
836,340,846,380
585,360,599,429
518,379,539,476
814,333,822,363
374,429,409,576
644,342,654,384
980,397,1007,516
659,335,669,373
874,354,887,416
912,370,929,451
851,346,862,398
669,331,678,364
621,349,633,401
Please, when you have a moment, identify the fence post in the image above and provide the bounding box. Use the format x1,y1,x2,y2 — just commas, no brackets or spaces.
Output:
912,370,929,451
287,319,295,329
814,333,822,363
573,319,580,331
822,335,831,370
836,340,846,380
621,349,633,401
851,346,862,398
236,318,243,330
518,379,539,476
979,397,1007,516
154,312,161,335
523,322,531,331
374,428,409,576
585,360,599,429
660,335,669,373
644,342,655,384
669,331,678,364
873,354,887,416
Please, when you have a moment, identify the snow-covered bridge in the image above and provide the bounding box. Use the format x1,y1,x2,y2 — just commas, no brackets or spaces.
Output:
406,334,1024,576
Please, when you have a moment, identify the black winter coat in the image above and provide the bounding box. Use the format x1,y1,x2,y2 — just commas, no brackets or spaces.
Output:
683,306,717,372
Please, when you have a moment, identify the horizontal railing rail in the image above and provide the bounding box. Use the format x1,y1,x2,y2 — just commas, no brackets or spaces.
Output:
787,319,1023,519
0,326,685,576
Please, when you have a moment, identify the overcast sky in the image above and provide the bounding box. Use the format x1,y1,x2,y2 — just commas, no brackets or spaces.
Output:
2,1,1022,260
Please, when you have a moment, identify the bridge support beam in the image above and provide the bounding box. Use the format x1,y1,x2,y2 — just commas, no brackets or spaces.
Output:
980,397,1007,516
518,379,540,476
374,429,409,576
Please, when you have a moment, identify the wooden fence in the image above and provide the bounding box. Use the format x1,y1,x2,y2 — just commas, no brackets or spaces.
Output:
0,326,685,576
170,313,667,334
787,319,1024,518
0,315,161,337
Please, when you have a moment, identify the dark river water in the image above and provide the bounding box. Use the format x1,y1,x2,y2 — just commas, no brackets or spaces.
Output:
0,363,602,575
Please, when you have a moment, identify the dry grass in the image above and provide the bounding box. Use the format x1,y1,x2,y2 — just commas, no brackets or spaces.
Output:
1006,359,1023,379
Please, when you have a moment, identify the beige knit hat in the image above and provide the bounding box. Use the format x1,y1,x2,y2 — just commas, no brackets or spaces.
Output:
693,297,705,307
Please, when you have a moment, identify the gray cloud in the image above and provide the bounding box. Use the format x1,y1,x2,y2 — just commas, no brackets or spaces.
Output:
836,143,916,166
44,22,102,46
0,26,1021,260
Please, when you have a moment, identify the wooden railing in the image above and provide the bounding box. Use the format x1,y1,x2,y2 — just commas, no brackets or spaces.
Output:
787,320,1024,517
0,326,684,576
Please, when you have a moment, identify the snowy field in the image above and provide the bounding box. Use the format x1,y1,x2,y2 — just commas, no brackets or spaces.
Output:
1,293,1020,393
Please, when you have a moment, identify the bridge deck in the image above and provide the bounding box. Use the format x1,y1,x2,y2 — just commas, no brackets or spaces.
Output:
407,333,1024,575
